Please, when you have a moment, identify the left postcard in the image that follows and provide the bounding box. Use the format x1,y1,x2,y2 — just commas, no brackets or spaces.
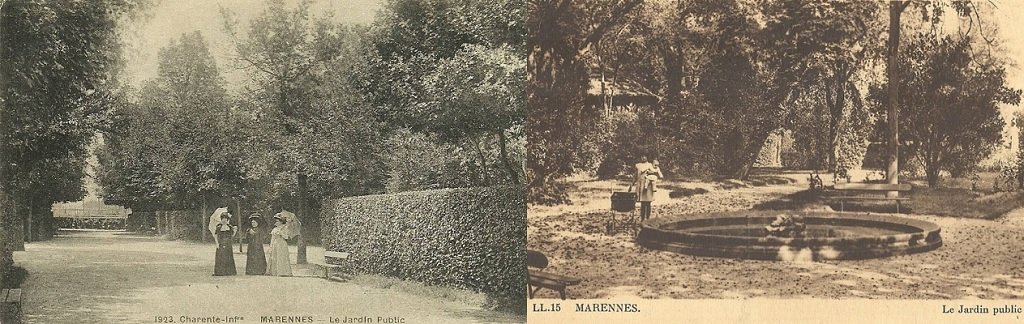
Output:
0,0,526,323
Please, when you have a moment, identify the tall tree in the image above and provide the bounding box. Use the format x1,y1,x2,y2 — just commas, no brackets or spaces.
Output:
886,1,911,194
0,0,144,283
875,32,1020,187
527,0,642,203
361,0,526,187
881,0,990,193
223,0,362,263
98,31,243,243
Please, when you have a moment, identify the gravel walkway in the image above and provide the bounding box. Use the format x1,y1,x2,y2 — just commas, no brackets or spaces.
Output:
13,230,520,324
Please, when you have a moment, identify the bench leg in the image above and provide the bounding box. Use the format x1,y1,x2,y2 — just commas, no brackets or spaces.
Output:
559,289,566,300
896,201,900,214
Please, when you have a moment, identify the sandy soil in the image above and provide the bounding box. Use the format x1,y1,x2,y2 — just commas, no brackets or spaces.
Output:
13,230,522,324
527,176,1024,300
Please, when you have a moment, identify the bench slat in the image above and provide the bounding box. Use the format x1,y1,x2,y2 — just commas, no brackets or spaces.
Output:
834,183,912,191
530,277,572,290
324,251,350,259
529,270,581,285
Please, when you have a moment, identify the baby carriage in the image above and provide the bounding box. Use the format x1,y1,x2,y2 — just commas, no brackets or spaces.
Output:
608,185,640,236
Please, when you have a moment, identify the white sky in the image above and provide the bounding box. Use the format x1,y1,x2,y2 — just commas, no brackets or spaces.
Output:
981,0,1022,162
120,0,385,95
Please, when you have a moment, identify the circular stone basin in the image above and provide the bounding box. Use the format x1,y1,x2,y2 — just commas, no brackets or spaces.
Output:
636,211,942,261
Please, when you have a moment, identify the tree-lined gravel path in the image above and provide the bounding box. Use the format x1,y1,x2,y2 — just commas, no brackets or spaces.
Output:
13,230,520,324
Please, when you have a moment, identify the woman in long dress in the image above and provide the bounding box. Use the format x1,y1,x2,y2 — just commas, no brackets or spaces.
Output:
245,213,267,275
267,215,292,276
213,213,237,276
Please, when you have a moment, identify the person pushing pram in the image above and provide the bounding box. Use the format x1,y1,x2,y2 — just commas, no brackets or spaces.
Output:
634,155,663,221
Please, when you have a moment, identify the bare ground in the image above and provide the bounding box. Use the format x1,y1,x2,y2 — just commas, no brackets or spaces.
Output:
13,230,523,324
527,173,1024,299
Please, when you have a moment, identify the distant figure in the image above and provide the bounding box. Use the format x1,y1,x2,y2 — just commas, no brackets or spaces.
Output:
245,213,268,275
213,212,237,276
267,214,292,276
809,173,823,190
635,156,664,221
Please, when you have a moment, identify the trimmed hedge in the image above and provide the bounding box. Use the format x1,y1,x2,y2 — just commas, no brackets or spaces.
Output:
321,186,525,313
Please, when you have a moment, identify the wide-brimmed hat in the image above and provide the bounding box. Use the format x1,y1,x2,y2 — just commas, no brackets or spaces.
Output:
272,214,287,224
247,214,265,226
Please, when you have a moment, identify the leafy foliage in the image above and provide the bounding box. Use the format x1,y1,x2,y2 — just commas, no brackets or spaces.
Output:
363,0,527,188
871,31,1021,187
98,31,242,211
0,0,146,276
223,0,389,254
321,186,525,314
527,0,642,203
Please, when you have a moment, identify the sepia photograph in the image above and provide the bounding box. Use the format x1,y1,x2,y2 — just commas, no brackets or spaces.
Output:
0,0,526,323
527,0,1024,319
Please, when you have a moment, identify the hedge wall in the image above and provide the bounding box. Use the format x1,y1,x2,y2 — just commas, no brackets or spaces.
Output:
321,186,525,313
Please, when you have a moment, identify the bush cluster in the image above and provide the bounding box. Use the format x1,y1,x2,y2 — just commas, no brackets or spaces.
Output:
134,210,202,241
320,186,525,314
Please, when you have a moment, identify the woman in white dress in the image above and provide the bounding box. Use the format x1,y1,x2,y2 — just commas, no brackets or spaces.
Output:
266,215,292,276
635,157,663,221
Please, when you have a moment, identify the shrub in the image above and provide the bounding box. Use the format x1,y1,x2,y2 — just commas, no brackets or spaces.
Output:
1,266,27,289
994,160,1021,192
320,186,525,314
526,180,571,206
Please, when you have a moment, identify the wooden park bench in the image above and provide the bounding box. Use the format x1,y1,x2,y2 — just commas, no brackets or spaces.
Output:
318,251,352,281
833,183,912,213
527,250,581,300
1,288,22,324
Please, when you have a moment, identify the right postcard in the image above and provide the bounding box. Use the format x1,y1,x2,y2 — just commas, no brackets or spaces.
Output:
526,1,1024,323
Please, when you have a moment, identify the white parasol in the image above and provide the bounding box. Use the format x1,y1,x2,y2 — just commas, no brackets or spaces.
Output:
207,207,229,243
275,210,302,239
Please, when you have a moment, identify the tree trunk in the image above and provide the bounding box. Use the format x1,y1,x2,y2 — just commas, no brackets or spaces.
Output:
237,199,243,253
0,192,10,285
926,165,940,188
731,141,767,180
26,200,32,243
11,199,23,251
597,40,608,113
497,131,521,185
0,0,11,286
886,1,909,197
295,173,308,264
663,47,683,104
726,132,767,180
201,197,207,243
828,64,849,174
474,138,490,185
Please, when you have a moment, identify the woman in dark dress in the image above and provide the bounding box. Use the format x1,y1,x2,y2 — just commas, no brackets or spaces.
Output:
245,213,267,275
213,213,237,276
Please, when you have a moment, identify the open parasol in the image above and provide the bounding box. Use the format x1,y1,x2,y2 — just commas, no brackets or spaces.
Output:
208,207,229,243
276,210,302,239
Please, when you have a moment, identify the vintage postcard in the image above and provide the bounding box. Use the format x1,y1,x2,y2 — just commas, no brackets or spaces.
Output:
0,0,525,323
526,0,1024,323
